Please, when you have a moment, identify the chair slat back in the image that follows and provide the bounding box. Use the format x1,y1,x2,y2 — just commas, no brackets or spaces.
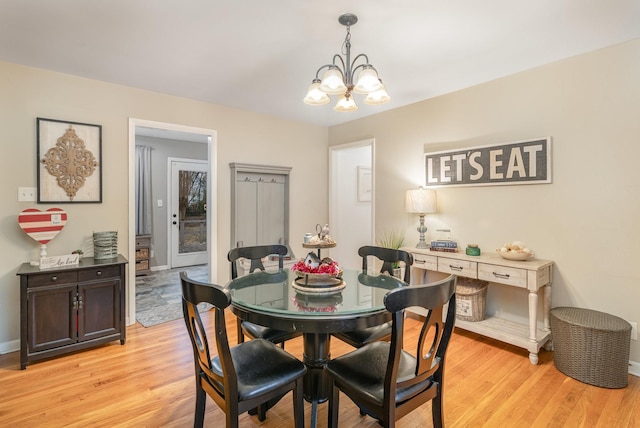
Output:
383,275,457,395
180,272,237,397
227,244,288,279
358,245,414,283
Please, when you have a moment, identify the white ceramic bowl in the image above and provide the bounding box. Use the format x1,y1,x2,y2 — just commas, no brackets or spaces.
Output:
496,250,534,261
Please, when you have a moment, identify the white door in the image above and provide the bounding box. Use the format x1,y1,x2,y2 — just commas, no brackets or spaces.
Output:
170,159,208,268
329,140,374,270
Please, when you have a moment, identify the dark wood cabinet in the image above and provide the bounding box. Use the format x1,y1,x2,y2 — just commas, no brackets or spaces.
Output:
17,255,128,369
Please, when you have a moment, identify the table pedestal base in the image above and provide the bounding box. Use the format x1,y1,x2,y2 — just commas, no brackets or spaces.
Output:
303,332,331,428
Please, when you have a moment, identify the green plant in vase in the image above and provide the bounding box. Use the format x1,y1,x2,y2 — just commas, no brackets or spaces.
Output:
377,229,405,277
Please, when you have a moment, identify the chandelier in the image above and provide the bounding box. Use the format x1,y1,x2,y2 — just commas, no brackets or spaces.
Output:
303,13,390,112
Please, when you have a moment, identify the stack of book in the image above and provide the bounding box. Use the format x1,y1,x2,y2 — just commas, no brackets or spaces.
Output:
430,240,458,252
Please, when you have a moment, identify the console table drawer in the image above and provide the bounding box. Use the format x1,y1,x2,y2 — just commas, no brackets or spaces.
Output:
412,253,437,271
478,264,527,288
78,266,122,282
438,257,477,278
27,271,78,287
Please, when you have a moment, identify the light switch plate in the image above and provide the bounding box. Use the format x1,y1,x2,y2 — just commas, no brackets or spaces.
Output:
18,187,37,202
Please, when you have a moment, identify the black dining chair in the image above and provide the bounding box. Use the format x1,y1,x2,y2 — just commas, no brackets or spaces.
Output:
325,274,457,428
180,272,306,428
227,245,302,348
332,245,413,348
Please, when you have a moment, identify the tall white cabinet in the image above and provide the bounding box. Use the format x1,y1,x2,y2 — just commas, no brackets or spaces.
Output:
230,163,292,252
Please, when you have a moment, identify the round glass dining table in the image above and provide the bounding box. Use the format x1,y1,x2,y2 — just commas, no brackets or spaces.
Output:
226,268,406,426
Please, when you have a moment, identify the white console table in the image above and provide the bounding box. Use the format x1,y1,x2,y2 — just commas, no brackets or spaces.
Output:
406,248,554,365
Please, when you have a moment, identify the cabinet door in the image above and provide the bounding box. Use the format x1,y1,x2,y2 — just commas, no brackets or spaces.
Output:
236,178,258,247
258,178,285,245
78,278,121,342
28,284,77,352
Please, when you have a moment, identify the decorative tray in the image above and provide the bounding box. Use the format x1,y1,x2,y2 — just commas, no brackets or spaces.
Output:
302,242,337,249
294,271,343,287
292,280,346,296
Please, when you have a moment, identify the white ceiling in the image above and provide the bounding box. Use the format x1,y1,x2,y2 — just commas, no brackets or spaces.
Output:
1,1,638,127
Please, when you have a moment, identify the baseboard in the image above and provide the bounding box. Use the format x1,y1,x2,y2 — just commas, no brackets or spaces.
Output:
0,339,19,355
629,360,640,378
150,265,169,272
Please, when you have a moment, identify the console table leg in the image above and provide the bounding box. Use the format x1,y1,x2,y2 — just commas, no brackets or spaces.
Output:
528,290,538,343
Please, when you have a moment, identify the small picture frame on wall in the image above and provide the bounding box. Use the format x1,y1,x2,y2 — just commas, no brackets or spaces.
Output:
357,166,372,202
37,118,102,203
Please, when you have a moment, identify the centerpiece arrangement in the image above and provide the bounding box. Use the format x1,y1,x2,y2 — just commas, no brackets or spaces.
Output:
291,252,345,295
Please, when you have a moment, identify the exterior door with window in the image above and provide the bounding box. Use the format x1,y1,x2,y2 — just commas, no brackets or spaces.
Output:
170,159,208,268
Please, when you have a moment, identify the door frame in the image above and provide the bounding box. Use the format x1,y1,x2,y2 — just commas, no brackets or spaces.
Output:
128,118,217,326
167,157,208,268
329,139,375,269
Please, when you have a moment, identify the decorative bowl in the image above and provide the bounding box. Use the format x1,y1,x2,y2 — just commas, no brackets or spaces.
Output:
496,250,534,261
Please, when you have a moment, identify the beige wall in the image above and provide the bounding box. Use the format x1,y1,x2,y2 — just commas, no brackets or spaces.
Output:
2,39,638,366
329,39,640,363
0,61,327,349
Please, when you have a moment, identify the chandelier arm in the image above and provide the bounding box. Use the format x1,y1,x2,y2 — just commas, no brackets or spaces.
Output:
332,54,346,72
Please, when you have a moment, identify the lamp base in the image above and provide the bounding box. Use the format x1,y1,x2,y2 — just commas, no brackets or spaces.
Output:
415,214,428,249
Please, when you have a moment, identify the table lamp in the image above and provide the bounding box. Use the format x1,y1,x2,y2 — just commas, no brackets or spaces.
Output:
405,188,437,249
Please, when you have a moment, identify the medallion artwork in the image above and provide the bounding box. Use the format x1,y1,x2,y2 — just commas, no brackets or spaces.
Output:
41,127,98,200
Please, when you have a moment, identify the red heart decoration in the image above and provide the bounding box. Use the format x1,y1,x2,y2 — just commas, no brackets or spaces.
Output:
18,208,68,245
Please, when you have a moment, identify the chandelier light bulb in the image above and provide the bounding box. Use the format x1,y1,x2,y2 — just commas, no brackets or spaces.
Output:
334,93,358,112
353,66,382,94
304,80,331,105
320,67,347,95
364,80,390,105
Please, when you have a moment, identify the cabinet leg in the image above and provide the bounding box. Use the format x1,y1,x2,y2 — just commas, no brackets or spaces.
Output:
528,352,539,365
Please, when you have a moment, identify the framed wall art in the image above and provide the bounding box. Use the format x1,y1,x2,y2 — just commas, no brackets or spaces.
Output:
37,118,102,203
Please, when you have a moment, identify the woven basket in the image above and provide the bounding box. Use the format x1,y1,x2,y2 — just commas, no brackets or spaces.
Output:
550,307,631,388
455,278,488,322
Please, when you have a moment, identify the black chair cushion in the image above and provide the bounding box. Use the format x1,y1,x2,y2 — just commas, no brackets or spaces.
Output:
332,322,392,348
325,341,434,405
241,321,300,344
210,338,307,401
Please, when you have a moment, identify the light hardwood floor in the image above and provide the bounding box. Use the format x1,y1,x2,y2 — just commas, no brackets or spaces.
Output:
1,310,638,427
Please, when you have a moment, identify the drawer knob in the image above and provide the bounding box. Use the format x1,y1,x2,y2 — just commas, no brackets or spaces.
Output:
415,260,426,264
96,271,102,276
449,265,463,271
493,272,510,279
51,276,57,281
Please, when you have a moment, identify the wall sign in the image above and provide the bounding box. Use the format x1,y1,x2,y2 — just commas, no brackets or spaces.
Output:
424,137,551,187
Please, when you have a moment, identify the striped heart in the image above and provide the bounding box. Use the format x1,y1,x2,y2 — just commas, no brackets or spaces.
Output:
18,208,67,245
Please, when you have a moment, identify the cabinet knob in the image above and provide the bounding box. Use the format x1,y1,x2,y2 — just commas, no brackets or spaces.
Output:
96,271,102,276
51,276,57,281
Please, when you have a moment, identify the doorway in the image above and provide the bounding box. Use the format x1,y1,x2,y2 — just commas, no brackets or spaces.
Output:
128,118,217,326
169,158,208,268
329,139,375,270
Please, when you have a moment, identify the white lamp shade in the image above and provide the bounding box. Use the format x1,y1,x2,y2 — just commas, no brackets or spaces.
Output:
405,189,437,214
353,66,382,94
320,68,347,95
334,93,358,112
363,84,390,105
304,81,330,105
